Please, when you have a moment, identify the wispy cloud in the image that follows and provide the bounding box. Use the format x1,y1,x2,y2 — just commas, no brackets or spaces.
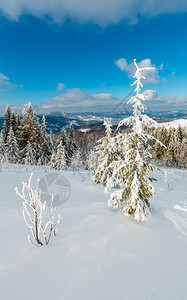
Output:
0,73,17,92
42,88,117,109
57,83,65,91
115,58,162,84
0,0,187,26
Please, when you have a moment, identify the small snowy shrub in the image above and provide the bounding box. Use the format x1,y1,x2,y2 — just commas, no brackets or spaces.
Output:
16,173,60,246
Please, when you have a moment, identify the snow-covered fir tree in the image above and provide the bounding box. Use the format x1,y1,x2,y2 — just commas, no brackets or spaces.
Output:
50,151,57,169
55,141,66,170
79,131,96,169
105,59,165,222
71,149,82,171
180,137,187,168
6,126,20,163
3,105,12,143
48,130,57,154
92,118,117,184
87,149,99,173
58,127,68,163
17,103,42,163
0,130,5,160
40,115,51,164
155,127,168,161
24,141,36,166
67,124,77,163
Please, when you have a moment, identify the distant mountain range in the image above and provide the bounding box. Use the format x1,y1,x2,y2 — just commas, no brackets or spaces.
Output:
0,110,186,133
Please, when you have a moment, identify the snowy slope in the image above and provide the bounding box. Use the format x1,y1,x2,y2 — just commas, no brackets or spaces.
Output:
158,118,187,129
0,166,187,300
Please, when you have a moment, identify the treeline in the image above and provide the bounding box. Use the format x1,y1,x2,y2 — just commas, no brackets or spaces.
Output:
149,125,187,168
0,104,95,170
0,103,187,170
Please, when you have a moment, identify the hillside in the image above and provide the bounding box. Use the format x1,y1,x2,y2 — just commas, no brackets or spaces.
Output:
158,118,187,129
0,166,187,300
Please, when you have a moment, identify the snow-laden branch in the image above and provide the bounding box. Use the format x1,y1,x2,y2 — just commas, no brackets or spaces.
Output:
131,59,155,95
15,173,60,246
117,116,134,129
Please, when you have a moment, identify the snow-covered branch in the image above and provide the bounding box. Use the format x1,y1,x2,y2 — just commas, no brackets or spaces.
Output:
15,173,60,246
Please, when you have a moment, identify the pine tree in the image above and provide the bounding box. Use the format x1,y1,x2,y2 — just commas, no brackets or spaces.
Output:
24,141,36,166
14,113,21,138
166,128,176,166
48,130,56,154
56,141,66,170
180,137,187,168
0,130,5,160
105,59,165,222
50,152,57,169
3,105,12,143
92,118,117,184
17,103,42,163
17,103,34,158
71,149,82,171
6,126,20,163
67,124,77,163
87,149,99,172
58,128,68,162
11,111,17,135
155,127,167,161
40,115,51,164
30,111,43,163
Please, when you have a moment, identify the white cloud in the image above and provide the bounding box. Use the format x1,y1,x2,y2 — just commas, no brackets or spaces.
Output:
0,0,187,26
42,88,117,109
159,63,164,71
0,73,17,91
143,90,161,101
57,83,65,91
115,58,161,84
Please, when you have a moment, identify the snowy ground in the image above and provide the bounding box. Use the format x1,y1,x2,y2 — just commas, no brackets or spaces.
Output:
0,165,187,300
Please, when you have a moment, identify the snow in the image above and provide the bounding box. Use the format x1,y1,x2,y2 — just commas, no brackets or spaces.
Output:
0,166,187,299
158,118,187,129
78,128,90,133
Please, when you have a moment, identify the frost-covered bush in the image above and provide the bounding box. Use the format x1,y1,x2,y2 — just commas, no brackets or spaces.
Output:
16,173,60,246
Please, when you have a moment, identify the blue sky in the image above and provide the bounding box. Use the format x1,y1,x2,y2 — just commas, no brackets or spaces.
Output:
0,0,187,114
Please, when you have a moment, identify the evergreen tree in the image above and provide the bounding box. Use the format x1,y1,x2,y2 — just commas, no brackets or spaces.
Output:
180,137,187,168
50,152,57,169
48,130,56,154
104,59,165,221
87,149,99,172
0,130,5,160
155,127,167,161
40,115,51,164
3,105,12,143
6,126,20,163
17,104,42,163
56,141,66,170
11,111,17,135
14,113,21,138
24,141,36,166
92,118,117,184
71,149,82,171
67,124,77,163
30,111,43,162
166,128,176,166
58,128,69,161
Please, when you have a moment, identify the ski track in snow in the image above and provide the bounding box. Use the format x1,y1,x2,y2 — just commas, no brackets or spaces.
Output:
164,211,187,237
